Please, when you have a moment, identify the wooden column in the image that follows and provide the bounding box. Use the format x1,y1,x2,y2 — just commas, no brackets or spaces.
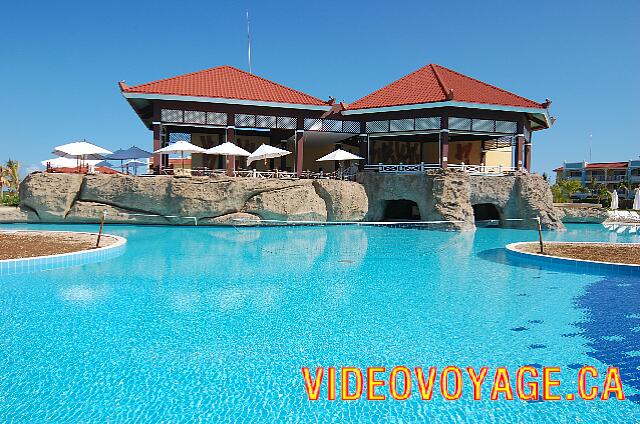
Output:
152,123,162,173
295,130,304,177
280,140,288,171
226,126,236,176
515,120,525,170
440,116,449,168
514,136,524,170
524,142,532,172
440,131,449,168
358,134,368,170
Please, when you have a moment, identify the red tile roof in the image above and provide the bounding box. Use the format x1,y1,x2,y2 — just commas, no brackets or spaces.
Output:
585,162,629,169
121,66,328,106
348,64,544,110
554,162,630,172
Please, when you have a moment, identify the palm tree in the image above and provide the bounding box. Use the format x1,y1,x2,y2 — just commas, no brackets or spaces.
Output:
3,160,20,192
0,164,4,202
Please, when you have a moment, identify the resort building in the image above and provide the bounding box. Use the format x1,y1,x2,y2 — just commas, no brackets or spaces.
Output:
554,160,640,189
120,64,552,176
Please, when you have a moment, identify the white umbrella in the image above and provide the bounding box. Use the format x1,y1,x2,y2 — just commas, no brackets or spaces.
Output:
53,141,112,160
205,142,251,176
633,187,640,210
204,142,251,157
611,190,619,210
247,144,291,165
154,140,206,170
316,149,364,162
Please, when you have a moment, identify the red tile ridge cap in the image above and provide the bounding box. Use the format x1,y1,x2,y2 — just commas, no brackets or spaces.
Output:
430,64,453,100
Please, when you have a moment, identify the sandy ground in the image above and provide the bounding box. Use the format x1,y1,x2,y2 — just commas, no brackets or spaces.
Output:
516,242,640,265
0,231,117,260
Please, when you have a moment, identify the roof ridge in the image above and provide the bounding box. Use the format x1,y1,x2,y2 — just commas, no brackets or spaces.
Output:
429,64,451,99
432,64,542,108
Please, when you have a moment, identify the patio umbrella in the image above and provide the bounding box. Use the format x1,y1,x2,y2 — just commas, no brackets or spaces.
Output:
52,141,113,169
204,142,251,157
105,146,153,160
247,144,291,165
633,187,640,210
205,142,251,175
105,147,152,173
316,149,364,162
123,159,148,175
154,140,206,170
611,190,619,210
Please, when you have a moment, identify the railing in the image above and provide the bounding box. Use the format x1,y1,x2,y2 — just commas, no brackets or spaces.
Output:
233,169,297,179
364,163,518,175
448,164,518,175
364,163,441,173
157,167,356,180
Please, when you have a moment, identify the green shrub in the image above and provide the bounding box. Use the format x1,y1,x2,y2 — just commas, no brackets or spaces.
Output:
0,192,19,206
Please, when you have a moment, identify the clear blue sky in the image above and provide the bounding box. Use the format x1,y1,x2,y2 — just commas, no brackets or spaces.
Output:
1,0,638,177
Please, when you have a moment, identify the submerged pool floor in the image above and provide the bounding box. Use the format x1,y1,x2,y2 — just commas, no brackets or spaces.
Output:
0,223,638,422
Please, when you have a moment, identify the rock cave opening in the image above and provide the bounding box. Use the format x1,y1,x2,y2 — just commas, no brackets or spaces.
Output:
472,203,502,226
383,200,421,221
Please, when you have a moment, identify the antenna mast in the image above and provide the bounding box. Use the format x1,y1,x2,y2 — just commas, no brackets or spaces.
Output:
246,11,252,74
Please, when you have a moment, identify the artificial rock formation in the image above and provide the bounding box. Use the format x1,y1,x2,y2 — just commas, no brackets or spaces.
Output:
16,173,368,225
7,170,564,230
469,173,564,230
358,170,563,231
356,170,475,230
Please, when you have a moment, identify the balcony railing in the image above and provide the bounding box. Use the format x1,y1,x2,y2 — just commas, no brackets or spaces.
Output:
364,163,441,173
448,164,518,175
364,163,518,175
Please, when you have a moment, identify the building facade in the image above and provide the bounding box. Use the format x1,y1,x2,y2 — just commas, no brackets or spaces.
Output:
555,160,640,190
120,64,552,176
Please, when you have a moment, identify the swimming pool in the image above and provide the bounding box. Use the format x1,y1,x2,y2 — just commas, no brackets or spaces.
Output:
0,223,638,422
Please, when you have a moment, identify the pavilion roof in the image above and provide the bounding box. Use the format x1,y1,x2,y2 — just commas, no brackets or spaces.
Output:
120,66,328,107
347,64,544,110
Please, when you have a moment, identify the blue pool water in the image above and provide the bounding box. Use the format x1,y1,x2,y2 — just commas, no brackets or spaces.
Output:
0,223,639,422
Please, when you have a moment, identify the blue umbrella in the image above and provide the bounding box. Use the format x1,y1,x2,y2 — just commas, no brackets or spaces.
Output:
104,146,153,160
104,146,153,174
123,159,148,175
95,160,115,168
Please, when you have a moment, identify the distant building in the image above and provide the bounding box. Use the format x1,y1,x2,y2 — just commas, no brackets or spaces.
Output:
554,160,640,189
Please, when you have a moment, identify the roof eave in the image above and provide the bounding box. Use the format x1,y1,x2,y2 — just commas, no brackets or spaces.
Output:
122,92,331,111
343,100,545,115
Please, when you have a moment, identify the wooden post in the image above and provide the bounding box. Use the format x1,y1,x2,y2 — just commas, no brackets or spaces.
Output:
440,131,449,168
536,216,544,254
295,130,304,177
440,116,449,169
152,123,162,174
226,126,236,176
524,142,532,172
96,211,106,248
